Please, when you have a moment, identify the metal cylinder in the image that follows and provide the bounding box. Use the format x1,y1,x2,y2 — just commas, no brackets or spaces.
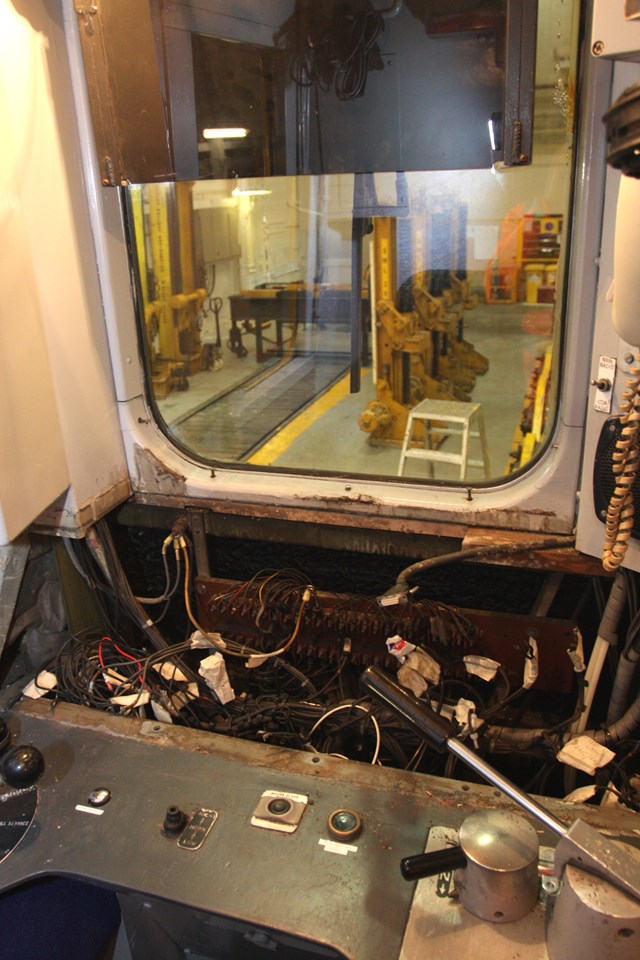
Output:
547,851,640,960
455,810,540,923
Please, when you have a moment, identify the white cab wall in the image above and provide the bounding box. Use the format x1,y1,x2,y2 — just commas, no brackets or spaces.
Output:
0,0,129,544
576,58,640,572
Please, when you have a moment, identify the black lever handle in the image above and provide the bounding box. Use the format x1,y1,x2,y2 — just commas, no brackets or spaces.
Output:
400,846,467,881
361,665,453,752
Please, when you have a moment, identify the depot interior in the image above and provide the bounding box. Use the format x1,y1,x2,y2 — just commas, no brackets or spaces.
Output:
138,9,568,479
3,1,640,959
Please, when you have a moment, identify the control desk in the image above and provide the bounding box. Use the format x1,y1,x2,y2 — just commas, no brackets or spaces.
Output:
0,700,639,960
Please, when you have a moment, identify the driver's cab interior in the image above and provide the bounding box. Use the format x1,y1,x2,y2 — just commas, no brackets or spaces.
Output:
2,2,640,959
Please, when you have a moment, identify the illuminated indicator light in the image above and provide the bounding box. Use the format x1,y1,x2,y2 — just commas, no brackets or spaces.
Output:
202,127,248,139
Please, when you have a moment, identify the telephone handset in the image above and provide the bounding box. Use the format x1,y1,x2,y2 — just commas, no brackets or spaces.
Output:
602,85,640,572
611,176,640,347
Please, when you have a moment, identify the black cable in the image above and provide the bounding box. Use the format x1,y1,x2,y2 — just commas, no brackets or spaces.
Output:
386,536,577,598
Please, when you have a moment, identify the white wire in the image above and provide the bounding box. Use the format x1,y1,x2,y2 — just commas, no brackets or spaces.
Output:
307,703,381,765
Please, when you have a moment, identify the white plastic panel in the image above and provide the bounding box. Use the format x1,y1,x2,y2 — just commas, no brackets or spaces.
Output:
592,0,640,60
0,4,70,544
0,1,131,543
576,61,640,572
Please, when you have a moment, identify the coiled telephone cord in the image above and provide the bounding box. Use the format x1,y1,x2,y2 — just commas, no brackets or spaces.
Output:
603,355,640,571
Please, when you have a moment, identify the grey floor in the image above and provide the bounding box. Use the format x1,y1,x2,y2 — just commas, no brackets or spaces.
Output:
156,302,553,483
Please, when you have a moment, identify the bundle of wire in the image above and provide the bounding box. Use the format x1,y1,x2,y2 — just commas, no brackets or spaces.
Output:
51,632,220,728
49,519,594,792
275,4,385,101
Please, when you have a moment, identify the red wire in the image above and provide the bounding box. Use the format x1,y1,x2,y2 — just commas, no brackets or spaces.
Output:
99,636,149,691
101,635,142,667
98,640,113,692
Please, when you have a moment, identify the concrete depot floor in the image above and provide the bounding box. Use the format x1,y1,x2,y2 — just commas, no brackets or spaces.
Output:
156,302,554,483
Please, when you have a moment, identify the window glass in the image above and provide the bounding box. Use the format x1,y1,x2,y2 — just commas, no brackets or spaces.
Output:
128,0,578,483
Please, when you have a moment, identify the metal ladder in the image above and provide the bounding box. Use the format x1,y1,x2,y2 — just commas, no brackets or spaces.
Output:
398,400,491,480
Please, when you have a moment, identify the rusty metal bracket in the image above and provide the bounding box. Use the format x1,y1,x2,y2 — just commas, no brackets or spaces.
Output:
187,509,210,579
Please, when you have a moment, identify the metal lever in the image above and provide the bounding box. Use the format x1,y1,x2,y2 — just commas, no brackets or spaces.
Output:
361,665,640,904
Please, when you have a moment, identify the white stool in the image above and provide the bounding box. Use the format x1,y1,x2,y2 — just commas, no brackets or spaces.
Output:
398,400,491,480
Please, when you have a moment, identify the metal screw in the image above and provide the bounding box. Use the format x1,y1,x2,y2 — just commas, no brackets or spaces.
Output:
592,40,604,56
542,875,561,896
625,353,635,365
196,583,206,595
600,509,607,520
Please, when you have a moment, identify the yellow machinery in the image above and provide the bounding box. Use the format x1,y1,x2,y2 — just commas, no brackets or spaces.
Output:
506,346,553,473
359,216,488,444
130,183,206,398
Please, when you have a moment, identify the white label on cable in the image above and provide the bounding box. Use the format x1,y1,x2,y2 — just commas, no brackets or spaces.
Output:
151,701,174,724
523,636,539,689
563,784,597,804
110,691,151,707
397,664,428,698
75,805,104,816
22,671,57,699
318,838,358,856
198,653,235,703
567,628,585,673
463,655,500,681
190,629,226,650
405,649,441,685
557,736,616,775
153,661,189,683
454,698,477,727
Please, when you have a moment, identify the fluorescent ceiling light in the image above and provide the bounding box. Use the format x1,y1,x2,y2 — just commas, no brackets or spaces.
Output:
203,127,248,140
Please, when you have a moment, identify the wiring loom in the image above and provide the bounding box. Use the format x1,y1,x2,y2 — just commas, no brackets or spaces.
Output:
40,519,640,805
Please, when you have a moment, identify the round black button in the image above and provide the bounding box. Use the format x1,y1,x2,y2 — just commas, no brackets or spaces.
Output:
267,797,292,816
1,746,44,788
328,808,362,841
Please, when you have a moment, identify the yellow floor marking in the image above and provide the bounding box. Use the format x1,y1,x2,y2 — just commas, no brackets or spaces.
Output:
248,369,370,465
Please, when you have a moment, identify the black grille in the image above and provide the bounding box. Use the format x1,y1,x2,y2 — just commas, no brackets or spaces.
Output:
593,417,640,539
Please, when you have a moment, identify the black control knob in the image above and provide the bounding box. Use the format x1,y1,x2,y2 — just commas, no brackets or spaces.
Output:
400,846,467,881
1,745,45,788
162,805,187,837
